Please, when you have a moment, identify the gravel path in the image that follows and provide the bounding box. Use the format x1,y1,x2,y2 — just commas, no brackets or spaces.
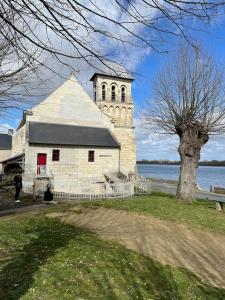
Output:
48,206,225,288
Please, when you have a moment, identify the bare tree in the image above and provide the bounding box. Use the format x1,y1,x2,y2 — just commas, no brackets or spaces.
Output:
0,1,225,73
0,8,39,115
143,45,225,202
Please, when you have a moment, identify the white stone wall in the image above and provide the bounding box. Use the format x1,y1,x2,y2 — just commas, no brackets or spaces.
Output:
11,74,136,190
24,144,120,192
0,150,11,162
0,150,12,173
12,125,26,157
97,102,134,127
92,74,136,176
112,127,136,176
93,75,134,128
27,76,106,128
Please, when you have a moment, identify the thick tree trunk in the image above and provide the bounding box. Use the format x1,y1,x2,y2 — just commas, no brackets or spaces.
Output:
176,150,199,202
176,125,208,202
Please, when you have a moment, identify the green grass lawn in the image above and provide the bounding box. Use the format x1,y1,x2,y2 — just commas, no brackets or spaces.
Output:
1,213,225,299
80,192,225,234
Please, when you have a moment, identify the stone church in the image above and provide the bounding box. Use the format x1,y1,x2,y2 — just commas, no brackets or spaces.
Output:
0,65,136,194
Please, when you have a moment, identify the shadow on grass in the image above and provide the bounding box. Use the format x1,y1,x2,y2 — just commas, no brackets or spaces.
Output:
65,234,182,300
0,218,80,299
0,216,183,300
0,218,180,300
53,208,225,299
0,215,225,300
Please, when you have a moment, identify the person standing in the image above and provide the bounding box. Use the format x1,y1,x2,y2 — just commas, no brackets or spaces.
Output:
13,174,23,203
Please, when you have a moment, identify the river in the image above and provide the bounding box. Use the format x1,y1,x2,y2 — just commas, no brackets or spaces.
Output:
137,164,225,191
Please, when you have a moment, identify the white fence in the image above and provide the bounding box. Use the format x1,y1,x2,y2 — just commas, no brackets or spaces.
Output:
22,162,152,200
134,176,152,194
53,181,134,200
23,177,152,200
23,175,135,200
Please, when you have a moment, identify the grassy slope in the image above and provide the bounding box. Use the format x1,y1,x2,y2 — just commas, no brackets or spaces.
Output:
0,214,225,299
81,192,225,234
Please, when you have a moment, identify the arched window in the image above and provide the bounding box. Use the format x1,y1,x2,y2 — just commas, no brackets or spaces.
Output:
121,86,126,102
111,85,116,101
102,84,106,101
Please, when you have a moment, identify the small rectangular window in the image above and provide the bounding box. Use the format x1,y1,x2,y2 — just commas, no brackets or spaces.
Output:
52,149,60,161
88,150,95,162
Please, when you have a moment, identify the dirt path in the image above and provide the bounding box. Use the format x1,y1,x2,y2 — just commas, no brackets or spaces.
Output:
0,203,49,218
48,207,225,288
0,189,40,213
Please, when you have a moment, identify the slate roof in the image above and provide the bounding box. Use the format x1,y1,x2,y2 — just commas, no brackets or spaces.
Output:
1,153,24,164
28,122,120,148
0,134,12,150
90,62,134,81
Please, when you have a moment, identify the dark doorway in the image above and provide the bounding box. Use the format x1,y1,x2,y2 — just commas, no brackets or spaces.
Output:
4,163,22,175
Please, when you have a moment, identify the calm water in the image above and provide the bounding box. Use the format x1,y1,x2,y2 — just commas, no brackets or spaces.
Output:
137,164,225,191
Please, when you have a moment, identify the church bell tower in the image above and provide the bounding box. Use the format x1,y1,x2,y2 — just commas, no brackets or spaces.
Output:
90,64,136,176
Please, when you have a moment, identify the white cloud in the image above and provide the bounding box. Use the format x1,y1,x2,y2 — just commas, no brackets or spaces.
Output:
0,123,14,133
5,1,160,114
4,1,225,162
27,1,159,91
135,118,225,161
136,126,179,160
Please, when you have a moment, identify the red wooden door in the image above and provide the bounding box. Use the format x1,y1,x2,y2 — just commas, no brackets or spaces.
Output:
37,153,47,174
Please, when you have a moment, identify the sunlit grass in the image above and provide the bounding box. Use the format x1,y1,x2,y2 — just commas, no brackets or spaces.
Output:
0,214,225,299
80,192,225,234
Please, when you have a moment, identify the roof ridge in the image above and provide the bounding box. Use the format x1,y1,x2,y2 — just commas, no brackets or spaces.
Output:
28,122,120,148
29,121,106,129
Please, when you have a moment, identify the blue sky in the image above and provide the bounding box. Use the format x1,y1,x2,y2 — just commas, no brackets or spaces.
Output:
1,17,225,161
133,19,225,161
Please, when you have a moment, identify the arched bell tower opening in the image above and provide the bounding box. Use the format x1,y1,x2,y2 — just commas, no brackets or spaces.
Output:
90,64,134,128
90,63,136,176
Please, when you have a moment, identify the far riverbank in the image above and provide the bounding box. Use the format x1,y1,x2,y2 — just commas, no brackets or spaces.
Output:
137,164,225,191
137,160,225,167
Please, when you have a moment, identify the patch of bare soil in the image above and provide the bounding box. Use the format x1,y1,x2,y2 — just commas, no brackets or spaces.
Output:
47,207,225,288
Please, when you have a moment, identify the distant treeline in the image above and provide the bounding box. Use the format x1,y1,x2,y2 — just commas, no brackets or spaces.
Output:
137,160,225,167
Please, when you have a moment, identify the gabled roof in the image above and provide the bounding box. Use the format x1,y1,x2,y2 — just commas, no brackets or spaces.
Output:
90,62,134,81
28,122,120,148
0,134,12,150
1,153,24,164
17,75,106,131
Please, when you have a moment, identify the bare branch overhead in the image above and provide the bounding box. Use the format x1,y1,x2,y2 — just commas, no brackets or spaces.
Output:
0,0,224,72
0,8,40,115
144,44,225,137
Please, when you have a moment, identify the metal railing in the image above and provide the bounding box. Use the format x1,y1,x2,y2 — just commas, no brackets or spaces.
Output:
134,176,152,195
53,180,134,200
22,163,152,200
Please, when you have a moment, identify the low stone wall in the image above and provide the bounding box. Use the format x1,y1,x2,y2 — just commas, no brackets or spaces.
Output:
147,177,178,185
145,177,198,189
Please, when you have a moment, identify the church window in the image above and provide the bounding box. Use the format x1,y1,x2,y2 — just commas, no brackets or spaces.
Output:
88,150,95,162
111,85,116,101
121,86,126,102
52,149,60,161
102,84,106,101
